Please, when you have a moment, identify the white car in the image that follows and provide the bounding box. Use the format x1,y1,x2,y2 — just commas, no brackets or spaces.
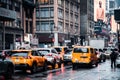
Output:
34,48,62,68
63,50,72,63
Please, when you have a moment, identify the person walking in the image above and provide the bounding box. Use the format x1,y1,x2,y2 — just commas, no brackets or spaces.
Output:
110,48,118,68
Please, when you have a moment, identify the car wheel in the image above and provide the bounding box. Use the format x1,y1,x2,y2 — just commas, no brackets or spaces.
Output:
95,62,98,67
72,63,76,70
89,61,94,68
43,62,47,71
4,66,14,79
31,63,37,74
58,59,62,68
52,60,56,69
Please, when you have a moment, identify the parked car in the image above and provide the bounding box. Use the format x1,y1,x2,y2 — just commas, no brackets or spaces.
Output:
103,48,112,59
0,50,14,79
63,49,72,63
9,49,47,73
34,48,62,68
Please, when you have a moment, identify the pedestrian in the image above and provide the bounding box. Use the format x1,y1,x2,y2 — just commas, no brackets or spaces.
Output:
110,48,118,68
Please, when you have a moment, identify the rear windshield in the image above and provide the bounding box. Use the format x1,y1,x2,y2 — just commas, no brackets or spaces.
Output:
38,50,50,55
10,51,28,57
73,48,89,53
54,48,62,52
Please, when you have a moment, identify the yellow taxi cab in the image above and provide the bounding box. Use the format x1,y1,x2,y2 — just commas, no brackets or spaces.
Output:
53,46,69,60
72,46,98,69
9,49,47,73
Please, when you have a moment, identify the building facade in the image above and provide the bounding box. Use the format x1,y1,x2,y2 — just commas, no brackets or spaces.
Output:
0,0,35,50
36,0,80,47
80,0,94,45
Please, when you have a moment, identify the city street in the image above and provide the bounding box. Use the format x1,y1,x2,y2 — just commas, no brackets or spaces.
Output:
9,60,120,80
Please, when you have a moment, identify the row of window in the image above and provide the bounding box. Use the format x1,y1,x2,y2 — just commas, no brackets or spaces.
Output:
36,8,54,18
36,21,79,33
38,0,54,4
36,7,79,23
0,0,20,11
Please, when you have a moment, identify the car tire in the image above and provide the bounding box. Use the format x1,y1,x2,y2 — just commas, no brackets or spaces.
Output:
30,63,37,74
43,62,47,71
95,62,98,67
52,60,56,69
72,63,76,70
58,59,62,68
4,66,14,79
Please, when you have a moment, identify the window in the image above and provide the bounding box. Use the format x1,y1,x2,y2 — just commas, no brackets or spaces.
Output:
58,8,63,18
39,8,54,18
70,13,73,21
75,15,78,23
38,0,49,4
70,3,73,11
58,21,63,32
40,22,50,31
50,8,54,17
65,11,69,20
65,1,69,9
32,51,39,56
36,9,40,18
40,8,49,18
36,21,40,31
65,23,69,33
58,0,63,6
51,49,57,54
90,48,94,53
73,48,89,53
50,0,54,4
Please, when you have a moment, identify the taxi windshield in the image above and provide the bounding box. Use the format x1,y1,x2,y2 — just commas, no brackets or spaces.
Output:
10,51,28,57
73,48,89,53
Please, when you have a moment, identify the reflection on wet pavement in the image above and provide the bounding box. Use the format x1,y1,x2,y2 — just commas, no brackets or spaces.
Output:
2,60,120,80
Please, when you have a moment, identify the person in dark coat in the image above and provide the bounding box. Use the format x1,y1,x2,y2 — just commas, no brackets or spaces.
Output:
110,48,118,68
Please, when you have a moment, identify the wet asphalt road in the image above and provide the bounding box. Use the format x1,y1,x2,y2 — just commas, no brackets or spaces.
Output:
7,60,120,80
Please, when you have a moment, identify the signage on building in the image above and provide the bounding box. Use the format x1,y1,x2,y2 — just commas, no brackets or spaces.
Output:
0,8,16,20
30,38,39,45
94,26,102,33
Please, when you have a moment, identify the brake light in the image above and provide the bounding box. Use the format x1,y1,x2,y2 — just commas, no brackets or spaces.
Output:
47,54,52,56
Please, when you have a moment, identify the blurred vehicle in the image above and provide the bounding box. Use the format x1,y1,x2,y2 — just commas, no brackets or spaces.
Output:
34,48,62,68
95,49,106,63
72,46,98,69
63,49,72,63
103,48,112,59
0,50,14,79
53,46,69,61
9,49,47,73
116,54,120,67
0,50,12,57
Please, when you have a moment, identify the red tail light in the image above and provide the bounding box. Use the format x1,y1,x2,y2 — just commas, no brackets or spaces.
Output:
47,54,52,56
